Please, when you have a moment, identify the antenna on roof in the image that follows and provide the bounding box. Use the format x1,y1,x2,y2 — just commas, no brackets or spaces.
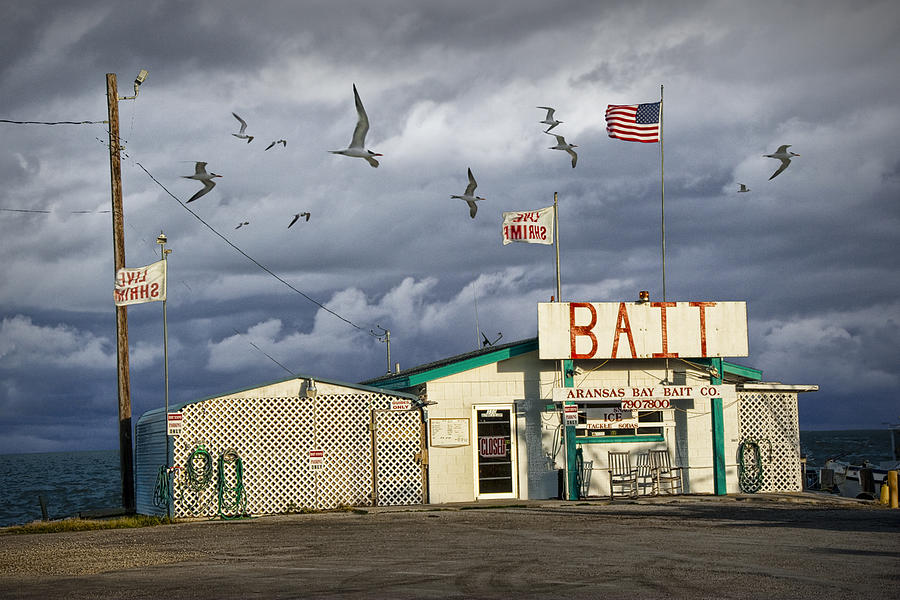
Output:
482,332,503,347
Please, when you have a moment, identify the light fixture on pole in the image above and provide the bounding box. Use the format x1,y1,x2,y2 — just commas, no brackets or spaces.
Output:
305,378,318,399
106,69,149,513
119,69,149,100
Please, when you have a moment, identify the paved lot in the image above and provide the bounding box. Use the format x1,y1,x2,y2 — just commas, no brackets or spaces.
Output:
2,494,899,599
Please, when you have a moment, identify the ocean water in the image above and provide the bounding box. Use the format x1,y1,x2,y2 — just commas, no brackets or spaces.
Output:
1,450,121,528
799,429,894,468
0,430,895,527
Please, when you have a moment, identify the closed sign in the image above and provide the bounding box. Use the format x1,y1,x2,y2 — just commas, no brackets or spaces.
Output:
478,436,507,458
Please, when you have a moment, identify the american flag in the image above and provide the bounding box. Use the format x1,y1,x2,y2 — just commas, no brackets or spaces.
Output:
605,102,660,143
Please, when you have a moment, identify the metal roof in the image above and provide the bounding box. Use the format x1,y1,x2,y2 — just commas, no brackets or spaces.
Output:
137,372,419,424
361,338,539,390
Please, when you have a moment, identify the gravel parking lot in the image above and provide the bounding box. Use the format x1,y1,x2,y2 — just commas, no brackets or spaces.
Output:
2,495,899,599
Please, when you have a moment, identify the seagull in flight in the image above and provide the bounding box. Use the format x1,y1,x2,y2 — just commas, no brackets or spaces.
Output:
763,144,799,180
738,183,750,193
235,221,250,229
231,112,254,143
329,84,382,168
182,162,223,203
548,133,578,168
289,212,311,228
537,106,562,133
265,139,287,151
450,167,486,219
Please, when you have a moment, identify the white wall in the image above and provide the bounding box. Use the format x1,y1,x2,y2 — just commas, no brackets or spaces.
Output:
423,353,743,503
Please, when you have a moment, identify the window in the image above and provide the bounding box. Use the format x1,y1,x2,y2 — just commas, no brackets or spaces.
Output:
575,404,664,437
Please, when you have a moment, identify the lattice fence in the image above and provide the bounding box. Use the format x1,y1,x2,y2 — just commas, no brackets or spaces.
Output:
374,410,425,505
171,394,423,518
737,391,802,492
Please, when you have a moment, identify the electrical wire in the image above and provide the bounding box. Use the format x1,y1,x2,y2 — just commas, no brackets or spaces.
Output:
231,328,296,376
135,161,376,336
0,119,107,125
0,207,110,214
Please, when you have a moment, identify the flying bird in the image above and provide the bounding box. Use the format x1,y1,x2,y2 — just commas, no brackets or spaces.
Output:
329,84,382,168
450,167,486,219
235,221,250,229
289,212,311,228
265,139,287,151
182,162,223,203
231,112,254,143
738,183,750,193
537,106,562,133
548,133,578,168
763,144,799,180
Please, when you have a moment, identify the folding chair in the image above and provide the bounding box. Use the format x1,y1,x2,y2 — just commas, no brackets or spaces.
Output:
607,451,638,499
649,449,683,495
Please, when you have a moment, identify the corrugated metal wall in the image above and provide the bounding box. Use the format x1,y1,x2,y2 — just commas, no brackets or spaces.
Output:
135,409,169,517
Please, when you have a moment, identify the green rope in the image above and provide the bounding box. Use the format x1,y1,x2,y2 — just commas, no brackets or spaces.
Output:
217,448,249,519
738,439,764,493
153,465,171,508
186,445,213,491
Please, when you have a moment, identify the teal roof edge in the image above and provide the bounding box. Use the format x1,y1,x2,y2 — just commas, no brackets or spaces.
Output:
367,338,539,390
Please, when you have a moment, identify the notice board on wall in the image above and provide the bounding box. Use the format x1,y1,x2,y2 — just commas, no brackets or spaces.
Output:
430,418,470,447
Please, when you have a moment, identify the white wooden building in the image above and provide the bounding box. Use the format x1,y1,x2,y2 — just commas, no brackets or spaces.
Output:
365,300,817,502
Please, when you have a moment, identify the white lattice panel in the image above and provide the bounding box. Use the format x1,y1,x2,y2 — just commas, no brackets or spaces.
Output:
172,394,422,518
737,392,802,492
374,410,424,505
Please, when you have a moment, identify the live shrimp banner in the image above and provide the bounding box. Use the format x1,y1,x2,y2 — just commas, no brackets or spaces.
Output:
501,206,554,245
114,259,166,306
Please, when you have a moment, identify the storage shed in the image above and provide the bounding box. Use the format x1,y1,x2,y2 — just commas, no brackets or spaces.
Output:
135,375,426,518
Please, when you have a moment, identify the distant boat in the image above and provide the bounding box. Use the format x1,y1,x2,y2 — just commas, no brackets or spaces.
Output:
807,420,900,499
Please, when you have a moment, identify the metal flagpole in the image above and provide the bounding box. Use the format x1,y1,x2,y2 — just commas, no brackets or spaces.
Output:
554,192,561,302
156,232,172,518
660,84,666,301
156,233,170,416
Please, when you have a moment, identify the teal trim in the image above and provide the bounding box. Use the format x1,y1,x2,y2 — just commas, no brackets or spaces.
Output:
563,358,579,501
709,357,723,385
691,358,762,382
711,396,727,495
723,361,762,381
575,434,665,444
562,358,574,388
376,339,539,389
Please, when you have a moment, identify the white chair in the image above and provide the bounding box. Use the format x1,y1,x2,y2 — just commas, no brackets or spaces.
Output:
607,451,638,499
634,453,655,496
649,449,683,495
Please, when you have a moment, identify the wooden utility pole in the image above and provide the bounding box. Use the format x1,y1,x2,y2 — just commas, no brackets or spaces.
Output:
106,73,135,512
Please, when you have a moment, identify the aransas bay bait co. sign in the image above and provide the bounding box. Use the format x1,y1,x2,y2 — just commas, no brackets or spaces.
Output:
551,384,735,407
538,301,748,360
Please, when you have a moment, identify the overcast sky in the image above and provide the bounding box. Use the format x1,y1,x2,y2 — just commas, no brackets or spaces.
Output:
1,0,898,453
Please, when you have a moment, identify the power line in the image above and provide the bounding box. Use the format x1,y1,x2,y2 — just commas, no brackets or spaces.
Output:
0,207,110,214
231,329,296,377
0,119,107,125
134,161,376,336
